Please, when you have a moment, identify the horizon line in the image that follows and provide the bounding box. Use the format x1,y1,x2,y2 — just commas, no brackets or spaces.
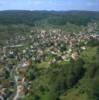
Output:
0,9,99,12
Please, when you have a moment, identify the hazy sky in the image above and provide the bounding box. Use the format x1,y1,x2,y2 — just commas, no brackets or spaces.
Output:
0,0,99,11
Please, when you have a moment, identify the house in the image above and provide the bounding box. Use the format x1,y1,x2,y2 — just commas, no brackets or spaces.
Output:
71,51,79,61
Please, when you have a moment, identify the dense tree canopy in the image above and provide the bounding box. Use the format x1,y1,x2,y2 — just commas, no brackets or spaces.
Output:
0,11,99,26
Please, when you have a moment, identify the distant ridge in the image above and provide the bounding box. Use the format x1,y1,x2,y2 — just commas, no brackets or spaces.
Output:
0,10,99,26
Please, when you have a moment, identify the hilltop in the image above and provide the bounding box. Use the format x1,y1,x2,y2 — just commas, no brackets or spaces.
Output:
0,10,99,26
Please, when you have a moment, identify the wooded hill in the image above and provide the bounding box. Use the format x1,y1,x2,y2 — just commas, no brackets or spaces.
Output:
0,10,99,26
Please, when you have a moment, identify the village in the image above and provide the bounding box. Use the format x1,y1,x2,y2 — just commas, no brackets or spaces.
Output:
0,25,99,100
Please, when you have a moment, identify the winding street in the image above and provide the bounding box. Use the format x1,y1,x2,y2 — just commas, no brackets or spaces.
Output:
12,62,25,100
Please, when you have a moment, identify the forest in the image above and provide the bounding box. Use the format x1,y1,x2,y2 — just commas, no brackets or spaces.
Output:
0,10,99,26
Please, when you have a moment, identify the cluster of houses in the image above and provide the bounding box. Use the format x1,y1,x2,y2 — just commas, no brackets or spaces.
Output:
0,27,99,99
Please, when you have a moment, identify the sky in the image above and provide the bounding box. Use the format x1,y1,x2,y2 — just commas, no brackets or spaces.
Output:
0,0,99,11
